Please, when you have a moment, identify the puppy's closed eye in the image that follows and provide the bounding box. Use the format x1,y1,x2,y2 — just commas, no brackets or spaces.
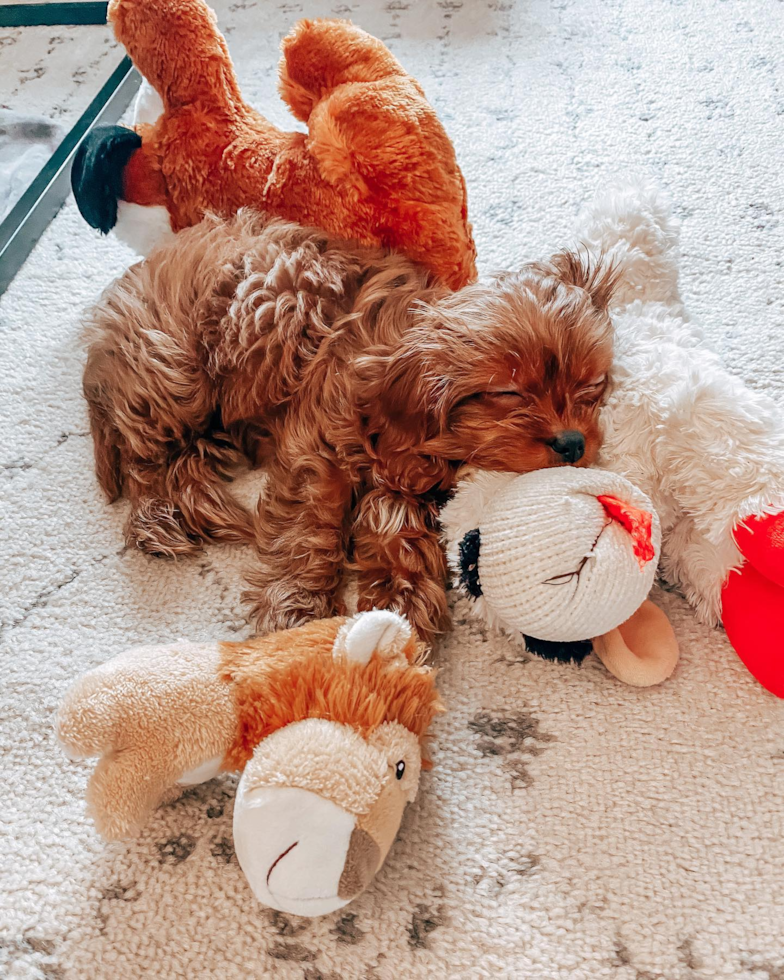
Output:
575,375,607,403
453,390,530,412
486,390,529,406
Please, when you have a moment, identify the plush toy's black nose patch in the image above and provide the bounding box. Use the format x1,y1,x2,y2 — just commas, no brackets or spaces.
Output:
71,125,142,233
523,635,593,664
458,528,482,598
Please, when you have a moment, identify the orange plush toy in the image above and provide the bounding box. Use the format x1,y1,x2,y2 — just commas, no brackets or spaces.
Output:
70,0,477,289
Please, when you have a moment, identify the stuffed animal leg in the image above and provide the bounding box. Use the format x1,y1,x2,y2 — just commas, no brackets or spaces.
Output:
57,611,443,916
593,600,680,688
576,179,784,697
57,640,237,840
278,20,474,279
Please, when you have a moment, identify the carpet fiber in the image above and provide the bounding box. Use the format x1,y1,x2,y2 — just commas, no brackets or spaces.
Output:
2,1,784,978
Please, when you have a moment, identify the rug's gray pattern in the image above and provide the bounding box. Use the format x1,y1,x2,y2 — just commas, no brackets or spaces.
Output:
2,1,784,978
0,24,119,127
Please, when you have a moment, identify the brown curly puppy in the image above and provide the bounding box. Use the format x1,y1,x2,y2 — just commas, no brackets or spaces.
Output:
83,210,616,643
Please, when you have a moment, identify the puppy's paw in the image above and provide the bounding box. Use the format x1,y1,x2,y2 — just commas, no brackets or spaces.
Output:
126,499,202,559
245,582,340,635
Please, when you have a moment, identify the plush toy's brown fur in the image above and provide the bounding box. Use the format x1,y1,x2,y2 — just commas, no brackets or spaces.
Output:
109,0,476,288
221,618,438,770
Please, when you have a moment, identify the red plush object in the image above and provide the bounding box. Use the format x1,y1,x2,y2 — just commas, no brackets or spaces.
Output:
731,511,784,589
722,511,784,698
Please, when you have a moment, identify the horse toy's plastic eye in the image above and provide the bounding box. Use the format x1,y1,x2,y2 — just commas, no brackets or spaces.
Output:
395,760,406,780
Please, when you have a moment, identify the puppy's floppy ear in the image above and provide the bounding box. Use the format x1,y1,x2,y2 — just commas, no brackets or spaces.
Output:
71,125,141,233
355,336,438,440
546,249,620,311
354,335,454,492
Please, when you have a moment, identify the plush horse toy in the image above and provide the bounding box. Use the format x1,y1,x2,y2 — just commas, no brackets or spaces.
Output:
56,610,443,917
70,0,477,289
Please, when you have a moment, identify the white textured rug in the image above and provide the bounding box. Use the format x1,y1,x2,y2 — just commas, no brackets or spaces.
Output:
2,1,784,978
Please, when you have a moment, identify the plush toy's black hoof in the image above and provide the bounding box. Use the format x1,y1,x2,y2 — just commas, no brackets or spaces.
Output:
523,635,593,665
71,125,141,233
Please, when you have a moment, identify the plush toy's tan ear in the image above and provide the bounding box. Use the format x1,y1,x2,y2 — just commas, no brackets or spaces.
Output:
333,610,413,666
592,600,679,687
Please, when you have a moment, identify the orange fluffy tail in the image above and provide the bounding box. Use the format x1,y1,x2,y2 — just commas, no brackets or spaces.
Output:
279,19,406,122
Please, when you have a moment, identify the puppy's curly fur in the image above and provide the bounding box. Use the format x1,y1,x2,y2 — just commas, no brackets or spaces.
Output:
83,210,616,642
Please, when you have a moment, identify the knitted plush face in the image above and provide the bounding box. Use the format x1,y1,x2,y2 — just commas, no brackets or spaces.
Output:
441,467,661,644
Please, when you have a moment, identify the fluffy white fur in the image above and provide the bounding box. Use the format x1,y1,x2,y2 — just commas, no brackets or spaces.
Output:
132,79,164,126
113,201,175,256
582,181,784,624
110,82,174,257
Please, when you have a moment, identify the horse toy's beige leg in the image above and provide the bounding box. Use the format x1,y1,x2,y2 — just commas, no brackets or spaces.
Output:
593,600,680,688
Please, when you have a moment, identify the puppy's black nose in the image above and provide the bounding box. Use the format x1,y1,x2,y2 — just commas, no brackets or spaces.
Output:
548,430,585,464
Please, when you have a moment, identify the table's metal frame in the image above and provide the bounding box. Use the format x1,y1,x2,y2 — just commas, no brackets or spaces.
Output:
0,3,140,294
0,2,110,27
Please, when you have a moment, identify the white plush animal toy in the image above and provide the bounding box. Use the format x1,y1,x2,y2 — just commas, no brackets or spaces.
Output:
446,181,784,698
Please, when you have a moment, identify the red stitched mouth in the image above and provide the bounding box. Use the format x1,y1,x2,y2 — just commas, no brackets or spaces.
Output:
597,495,654,569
